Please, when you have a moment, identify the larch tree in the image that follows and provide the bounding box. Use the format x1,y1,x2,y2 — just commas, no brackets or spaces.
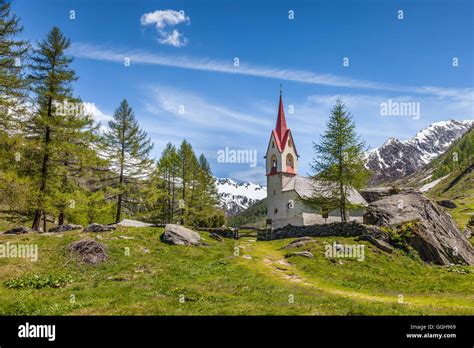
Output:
103,99,153,223
27,27,80,231
301,100,370,222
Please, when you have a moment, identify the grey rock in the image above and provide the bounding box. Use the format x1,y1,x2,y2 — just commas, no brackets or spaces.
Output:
3,226,33,235
437,199,457,209
358,226,394,254
209,233,224,242
285,251,314,259
363,193,474,265
69,239,107,265
83,223,116,233
463,228,472,240
49,224,83,233
282,237,315,249
161,224,201,246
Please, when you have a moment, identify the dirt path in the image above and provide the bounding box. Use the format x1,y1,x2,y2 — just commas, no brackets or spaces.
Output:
238,240,474,311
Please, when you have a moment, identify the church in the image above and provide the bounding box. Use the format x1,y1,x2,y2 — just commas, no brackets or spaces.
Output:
265,91,368,229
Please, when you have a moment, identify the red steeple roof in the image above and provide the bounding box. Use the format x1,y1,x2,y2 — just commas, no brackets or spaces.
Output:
275,94,287,143
270,91,298,157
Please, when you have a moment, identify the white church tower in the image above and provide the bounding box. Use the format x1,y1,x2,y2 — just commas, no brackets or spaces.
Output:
265,88,300,225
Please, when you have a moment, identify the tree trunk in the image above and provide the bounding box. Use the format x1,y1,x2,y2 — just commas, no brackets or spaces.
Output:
32,126,51,230
58,211,64,225
32,209,43,231
115,193,122,223
42,211,47,233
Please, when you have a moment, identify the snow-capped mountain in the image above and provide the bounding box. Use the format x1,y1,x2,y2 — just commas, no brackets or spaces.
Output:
365,119,473,184
215,177,267,216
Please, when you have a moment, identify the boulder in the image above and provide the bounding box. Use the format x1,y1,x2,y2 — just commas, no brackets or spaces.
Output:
69,239,107,265
49,224,83,233
3,226,33,235
209,233,224,242
364,192,474,265
83,223,116,233
437,199,457,209
357,226,394,253
116,219,154,227
282,237,315,249
463,228,472,240
359,187,415,203
285,251,314,259
161,224,201,246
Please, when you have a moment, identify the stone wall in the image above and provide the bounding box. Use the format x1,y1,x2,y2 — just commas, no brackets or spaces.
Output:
257,221,370,241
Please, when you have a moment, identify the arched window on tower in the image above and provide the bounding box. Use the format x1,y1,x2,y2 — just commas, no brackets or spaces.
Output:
286,154,294,170
271,155,277,168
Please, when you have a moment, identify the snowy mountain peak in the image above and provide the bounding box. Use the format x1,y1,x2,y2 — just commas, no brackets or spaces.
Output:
366,119,473,184
215,177,266,216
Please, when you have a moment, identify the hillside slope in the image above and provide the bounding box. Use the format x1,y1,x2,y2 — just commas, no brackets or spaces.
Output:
398,127,473,229
0,226,473,315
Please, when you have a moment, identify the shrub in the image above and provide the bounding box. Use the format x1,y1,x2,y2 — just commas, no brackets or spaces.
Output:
4,274,73,289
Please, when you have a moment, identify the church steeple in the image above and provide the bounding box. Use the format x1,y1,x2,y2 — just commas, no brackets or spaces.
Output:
275,91,288,144
265,88,299,177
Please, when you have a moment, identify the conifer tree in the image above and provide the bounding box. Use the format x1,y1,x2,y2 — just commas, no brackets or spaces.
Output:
301,100,370,222
0,0,29,130
27,27,80,231
103,99,153,223
177,140,198,224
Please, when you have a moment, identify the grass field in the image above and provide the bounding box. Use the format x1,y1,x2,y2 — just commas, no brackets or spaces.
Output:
0,226,473,315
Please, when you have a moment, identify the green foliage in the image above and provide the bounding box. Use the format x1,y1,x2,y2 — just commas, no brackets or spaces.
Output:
432,128,473,180
102,99,154,223
0,0,29,128
384,222,417,253
301,100,371,221
228,198,267,227
146,140,222,227
0,228,473,315
4,274,73,289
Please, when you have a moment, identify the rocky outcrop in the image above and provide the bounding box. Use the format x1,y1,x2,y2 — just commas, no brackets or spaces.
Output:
69,239,107,265
437,200,457,209
161,224,201,246
359,187,415,203
209,233,224,242
357,226,394,253
3,226,33,235
282,237,316,249
364,193,474,265
49,224,83,233
83,223,116,233
285,251,314,259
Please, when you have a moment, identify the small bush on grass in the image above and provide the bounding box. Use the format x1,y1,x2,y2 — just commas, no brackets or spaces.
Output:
4,274,73,289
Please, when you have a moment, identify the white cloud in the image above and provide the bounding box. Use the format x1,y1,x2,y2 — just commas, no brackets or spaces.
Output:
83,102,112,123
140,10,190,48
70,42,474,104
158,29,187,48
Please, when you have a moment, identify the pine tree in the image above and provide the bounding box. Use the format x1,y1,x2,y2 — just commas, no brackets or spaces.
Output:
103,99,153,223
27,27,80,231
194,153,219,225
0,0,29,130
301,100,370,222
154,143,180,223
177,140,198,225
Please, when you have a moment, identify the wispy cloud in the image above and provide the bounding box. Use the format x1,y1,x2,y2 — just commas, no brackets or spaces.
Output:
70,42,474,103
140,10,190,47
83,102,112,123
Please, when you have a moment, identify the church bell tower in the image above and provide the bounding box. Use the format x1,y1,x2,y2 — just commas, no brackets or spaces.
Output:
265,87,299,221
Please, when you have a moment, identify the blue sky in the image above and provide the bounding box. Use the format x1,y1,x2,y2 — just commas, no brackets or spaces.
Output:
11,0,473,185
